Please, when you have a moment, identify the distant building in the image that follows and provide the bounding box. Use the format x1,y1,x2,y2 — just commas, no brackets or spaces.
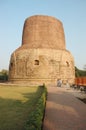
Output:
9,15,75,85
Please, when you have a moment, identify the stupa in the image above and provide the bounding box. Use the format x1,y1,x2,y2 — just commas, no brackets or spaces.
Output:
9,15,75,85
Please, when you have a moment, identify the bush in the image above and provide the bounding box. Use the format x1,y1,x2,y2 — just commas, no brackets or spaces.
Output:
25,85,47,130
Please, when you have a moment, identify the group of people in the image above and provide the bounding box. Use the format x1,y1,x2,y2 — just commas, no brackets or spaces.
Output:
57,79,62,87
57,79,70,87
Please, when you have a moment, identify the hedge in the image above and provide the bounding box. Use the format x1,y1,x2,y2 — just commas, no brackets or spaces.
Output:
25,85,47,130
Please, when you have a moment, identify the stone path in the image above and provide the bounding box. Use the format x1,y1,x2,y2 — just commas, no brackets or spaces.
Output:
43,86,86,130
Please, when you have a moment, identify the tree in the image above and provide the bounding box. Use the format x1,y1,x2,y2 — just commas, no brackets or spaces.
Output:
83,64,86,70
75,66,86,77
0,69,9,81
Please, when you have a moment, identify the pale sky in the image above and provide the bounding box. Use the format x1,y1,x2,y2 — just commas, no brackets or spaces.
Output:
0,0,86,70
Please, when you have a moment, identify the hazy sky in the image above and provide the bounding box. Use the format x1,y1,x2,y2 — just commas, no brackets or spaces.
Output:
0,0,86,70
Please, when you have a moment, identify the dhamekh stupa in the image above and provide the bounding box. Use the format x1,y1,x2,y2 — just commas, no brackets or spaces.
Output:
9,15,75,85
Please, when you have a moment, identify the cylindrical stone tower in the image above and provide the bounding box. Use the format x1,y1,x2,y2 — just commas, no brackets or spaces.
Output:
9,15,75,85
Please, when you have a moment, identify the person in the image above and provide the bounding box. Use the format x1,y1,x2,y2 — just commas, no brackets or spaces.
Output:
66,80,70,88
57,79,62,87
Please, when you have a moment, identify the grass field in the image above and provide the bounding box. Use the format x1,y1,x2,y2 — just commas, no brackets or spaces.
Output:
0,85,42,130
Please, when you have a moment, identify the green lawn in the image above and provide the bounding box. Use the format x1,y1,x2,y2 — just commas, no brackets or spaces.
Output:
0,85,42,130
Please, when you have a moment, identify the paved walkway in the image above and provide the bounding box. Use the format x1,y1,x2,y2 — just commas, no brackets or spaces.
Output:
43,86,86,130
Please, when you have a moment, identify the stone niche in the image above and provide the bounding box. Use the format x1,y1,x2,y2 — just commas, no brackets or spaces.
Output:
9,15,75,85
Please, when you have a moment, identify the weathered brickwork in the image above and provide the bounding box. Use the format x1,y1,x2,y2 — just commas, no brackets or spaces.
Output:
9,15,75,85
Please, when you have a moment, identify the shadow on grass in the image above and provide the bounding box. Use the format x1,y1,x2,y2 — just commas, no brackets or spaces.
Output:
0,86,43,130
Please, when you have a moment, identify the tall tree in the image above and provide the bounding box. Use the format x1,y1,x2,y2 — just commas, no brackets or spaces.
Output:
83,64,86,70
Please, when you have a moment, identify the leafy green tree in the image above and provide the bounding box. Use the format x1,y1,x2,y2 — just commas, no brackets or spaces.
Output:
75,66,86,77
0,69,8,81
75,67,79,77
83,64,86,70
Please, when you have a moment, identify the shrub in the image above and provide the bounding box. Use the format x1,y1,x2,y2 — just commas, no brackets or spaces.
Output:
25,85,47,130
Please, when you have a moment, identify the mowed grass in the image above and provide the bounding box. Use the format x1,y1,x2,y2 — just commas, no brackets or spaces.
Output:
0,85,42,130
